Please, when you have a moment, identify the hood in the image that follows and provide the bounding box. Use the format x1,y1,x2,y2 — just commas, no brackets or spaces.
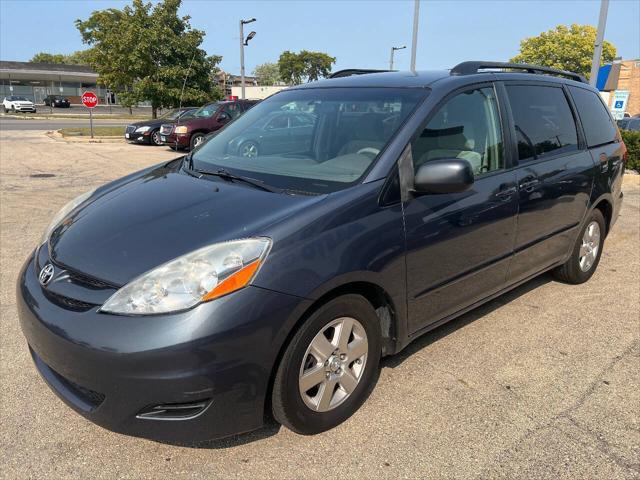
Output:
130,118,166,128
50,163,324,285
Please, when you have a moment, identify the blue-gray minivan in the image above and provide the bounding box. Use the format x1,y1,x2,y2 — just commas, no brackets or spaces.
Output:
18,62,627,442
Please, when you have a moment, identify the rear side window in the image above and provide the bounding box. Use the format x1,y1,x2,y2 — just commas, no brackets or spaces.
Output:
569,87,617,147
506,85,578,162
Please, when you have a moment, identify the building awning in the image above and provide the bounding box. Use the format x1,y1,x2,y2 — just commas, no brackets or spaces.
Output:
0,60,99,83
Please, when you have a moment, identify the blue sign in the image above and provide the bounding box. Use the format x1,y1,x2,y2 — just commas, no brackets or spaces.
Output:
615,100,624,109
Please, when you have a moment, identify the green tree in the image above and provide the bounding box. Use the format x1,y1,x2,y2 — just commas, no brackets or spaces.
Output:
30,51,93,65
278,50,336,85
511,24,617,80
300,51,335,82
253,62,281,85
76,0,222,118
30,53,67,64
278,51,305,85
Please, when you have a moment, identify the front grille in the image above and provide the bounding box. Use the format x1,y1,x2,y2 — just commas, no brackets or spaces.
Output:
44,290,96,312
160,124,174,135
125,125,136,134
67,270,116,290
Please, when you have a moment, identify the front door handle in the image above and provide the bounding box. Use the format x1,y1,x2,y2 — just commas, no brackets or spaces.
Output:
519,178,539,192
495,186,517,201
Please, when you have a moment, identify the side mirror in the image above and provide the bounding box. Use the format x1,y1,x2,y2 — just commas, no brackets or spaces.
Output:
413,158,474,195
218,112,230,122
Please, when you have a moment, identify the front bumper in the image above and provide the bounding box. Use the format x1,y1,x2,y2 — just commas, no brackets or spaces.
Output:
13,105,36,112
125,131,152,143
161,132,189,148
17,251,309,443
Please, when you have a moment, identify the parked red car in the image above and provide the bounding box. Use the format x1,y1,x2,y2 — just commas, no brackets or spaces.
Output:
160,99,259,150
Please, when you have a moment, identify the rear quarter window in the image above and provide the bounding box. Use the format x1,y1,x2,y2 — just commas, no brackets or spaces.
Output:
569,86,618,148
506,85,578,162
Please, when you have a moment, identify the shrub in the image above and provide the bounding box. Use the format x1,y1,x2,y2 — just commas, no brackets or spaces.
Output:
621,130,640,172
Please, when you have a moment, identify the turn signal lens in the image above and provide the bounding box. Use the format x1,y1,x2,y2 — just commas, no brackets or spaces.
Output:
202,259,261,301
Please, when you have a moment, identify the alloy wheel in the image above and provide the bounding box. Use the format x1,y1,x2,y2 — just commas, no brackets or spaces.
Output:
298,317,368,412
240,142,258,158
151,131,162,146
578,221,600,272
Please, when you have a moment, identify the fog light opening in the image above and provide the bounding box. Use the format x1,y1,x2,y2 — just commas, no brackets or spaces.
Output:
136,399,212,420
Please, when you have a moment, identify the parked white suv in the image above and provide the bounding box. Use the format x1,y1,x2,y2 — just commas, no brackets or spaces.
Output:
3,96,36,113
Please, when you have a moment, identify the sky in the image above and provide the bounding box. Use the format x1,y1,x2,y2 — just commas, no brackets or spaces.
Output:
1,0,638,75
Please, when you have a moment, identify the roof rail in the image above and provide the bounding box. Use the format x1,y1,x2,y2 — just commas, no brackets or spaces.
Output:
329,69,393,79
450,61,587,83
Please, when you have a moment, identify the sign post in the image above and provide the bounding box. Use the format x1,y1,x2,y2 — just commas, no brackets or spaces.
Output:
81,91,99,138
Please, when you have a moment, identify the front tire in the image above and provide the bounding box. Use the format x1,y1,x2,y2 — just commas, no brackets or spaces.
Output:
189,133,205,151
553,209,605,284
272,294,381,435
150,129,163,146
239,140,259,158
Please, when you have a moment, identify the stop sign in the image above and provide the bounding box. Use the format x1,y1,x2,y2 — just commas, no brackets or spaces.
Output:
81,91,98,109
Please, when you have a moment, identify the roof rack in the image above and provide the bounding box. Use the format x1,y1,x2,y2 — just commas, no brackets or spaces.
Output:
450,61,587,83
329,69,393,79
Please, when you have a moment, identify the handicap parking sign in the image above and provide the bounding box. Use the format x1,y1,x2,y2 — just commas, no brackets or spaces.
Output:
614,100,624,109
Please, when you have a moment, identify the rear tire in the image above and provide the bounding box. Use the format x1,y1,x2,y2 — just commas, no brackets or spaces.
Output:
553,209,605,284
272,294,381,435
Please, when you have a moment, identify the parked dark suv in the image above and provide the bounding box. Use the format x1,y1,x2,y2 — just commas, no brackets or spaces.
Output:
17,62,626,443
160,99,258,150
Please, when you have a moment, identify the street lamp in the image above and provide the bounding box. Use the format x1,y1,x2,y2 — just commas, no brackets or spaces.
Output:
239,17,257,99
389,45,406,70
410,0,420,71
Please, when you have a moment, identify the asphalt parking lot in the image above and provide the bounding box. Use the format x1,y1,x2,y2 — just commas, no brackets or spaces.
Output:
1,130,638,479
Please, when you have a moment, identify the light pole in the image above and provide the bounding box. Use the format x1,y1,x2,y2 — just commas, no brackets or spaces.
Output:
239,17,257,99
410,0,420,71
589,0,610,86
389,45,406,70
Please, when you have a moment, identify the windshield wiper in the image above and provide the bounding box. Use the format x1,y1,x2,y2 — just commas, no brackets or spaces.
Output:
194,167,284,193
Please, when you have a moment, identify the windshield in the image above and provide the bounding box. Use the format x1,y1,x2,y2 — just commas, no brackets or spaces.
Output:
192,88,426,193
160,108,191,120
193,103,221,118
9,96,28,101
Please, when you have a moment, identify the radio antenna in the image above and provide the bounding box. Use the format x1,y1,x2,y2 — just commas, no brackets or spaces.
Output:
174,50,197,150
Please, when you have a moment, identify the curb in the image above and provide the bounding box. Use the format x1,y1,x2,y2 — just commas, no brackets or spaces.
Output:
46,130,125,144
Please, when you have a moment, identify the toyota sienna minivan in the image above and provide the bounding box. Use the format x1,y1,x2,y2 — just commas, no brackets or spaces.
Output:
18,62,626,443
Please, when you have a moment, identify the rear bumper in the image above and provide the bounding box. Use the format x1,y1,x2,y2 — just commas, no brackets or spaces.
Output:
17,252,310,443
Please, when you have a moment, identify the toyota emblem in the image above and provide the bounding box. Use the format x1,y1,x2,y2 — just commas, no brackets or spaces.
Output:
38,263,55,286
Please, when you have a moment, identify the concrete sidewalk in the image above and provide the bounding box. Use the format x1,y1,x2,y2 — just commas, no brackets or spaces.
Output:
1,130,638,479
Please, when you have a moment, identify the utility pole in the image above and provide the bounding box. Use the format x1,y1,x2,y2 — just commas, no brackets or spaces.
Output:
389,45,406,70
410,0,420,71
239,18,257,99
589,0,610,86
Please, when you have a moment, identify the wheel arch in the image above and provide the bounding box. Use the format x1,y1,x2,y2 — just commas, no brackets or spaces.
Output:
264,279,401,418
589,194,614,236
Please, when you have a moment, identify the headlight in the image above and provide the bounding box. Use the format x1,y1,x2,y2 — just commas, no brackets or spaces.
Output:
175,126,188,134
135,126,150,133
100,238,271,315
40,188,96,245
